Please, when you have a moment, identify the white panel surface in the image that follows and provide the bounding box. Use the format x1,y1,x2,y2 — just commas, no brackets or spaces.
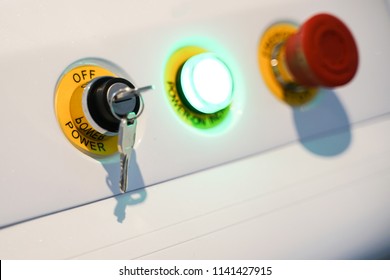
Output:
0,116,389,259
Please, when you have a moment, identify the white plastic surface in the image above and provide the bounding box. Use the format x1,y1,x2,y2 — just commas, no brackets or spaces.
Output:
0,0,390,259
0,115,389,259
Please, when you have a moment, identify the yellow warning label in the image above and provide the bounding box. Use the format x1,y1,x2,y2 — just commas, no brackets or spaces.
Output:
258,23,318,106
54,65,118,157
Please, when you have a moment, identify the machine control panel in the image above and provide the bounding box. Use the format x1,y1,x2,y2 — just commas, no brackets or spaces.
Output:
0,0,389,230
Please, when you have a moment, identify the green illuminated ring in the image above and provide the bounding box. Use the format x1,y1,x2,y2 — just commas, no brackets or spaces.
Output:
164,46,232,129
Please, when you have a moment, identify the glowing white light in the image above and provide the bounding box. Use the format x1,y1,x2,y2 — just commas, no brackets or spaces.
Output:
180,53,233,114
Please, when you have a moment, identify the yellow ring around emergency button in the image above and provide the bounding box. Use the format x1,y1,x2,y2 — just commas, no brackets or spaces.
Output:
258,23,318,106
55,64,118,157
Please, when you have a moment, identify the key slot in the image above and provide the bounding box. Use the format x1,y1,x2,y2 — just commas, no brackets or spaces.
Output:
86,77,140,134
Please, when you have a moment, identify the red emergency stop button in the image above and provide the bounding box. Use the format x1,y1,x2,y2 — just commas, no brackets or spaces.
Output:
285,13,358,87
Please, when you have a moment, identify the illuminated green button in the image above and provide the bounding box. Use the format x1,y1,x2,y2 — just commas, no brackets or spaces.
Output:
179,53,233,114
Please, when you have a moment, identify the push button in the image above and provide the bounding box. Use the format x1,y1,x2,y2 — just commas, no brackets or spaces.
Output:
258,13,359,106
285,13,359,87
164,46,234,129
178,53,234,114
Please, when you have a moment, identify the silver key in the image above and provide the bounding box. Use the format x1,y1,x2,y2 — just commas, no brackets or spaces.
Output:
108,81,153,193
118,112,137,193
